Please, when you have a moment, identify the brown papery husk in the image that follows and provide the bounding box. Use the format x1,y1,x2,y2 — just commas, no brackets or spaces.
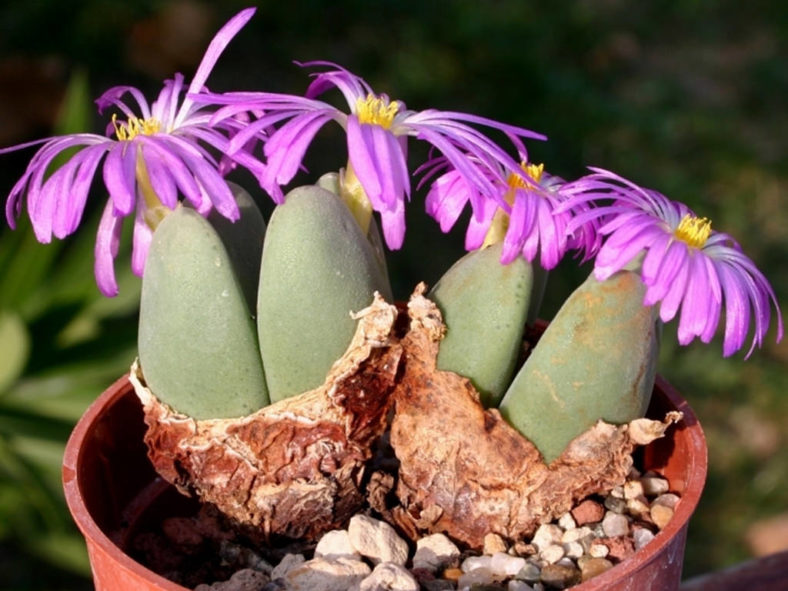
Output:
380,284,682,550
130,293,402,542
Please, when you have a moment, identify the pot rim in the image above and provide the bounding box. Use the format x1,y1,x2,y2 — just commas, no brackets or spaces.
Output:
63,374,189,591
63,372,706,590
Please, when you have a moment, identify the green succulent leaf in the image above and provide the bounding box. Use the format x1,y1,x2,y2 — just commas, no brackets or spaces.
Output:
429,243,533,407
499,270,659,464
138,204,269,419
257,185,393,402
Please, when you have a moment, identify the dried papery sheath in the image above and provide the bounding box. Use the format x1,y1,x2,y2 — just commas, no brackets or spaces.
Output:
130,294,401,540
381,286,681,549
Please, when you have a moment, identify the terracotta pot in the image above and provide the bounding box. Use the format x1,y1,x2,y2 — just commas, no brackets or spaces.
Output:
63,373,706,591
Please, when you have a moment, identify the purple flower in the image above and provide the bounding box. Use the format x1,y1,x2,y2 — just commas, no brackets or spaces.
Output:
1,8,260,296
563,168,783,357
422,156,600,269
201,61,546,249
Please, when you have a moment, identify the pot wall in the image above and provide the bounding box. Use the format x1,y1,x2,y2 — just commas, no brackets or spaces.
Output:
63,373,706,591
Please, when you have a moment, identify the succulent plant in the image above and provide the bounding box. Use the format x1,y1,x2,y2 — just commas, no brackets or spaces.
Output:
2,6,782,552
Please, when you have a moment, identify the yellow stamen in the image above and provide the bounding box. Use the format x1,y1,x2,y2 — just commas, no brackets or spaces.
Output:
112,114,161,141
355,94,400,129
338,163,373,235
506,161,544,190
134,150,169,230
674,214,712,249
482,161,545,249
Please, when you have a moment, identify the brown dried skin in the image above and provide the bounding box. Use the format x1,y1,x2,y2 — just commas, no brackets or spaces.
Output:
130,293,401,541
386,285,681,550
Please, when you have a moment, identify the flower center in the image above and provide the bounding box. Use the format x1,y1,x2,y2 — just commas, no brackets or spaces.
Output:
507,161,544,190
112,114,161,141
355,94,400,129
674,214,712,249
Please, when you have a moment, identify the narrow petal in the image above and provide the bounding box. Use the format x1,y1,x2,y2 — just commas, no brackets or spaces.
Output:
131,196,154,277
94,200,122,297
175,7,256,126
102,143,137,215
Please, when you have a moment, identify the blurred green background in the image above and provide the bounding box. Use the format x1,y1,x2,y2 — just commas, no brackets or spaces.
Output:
0,1,785,589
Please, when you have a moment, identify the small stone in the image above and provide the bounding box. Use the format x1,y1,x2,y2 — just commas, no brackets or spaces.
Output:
490,552,526,577
627,466,642,480
597,536,635,562
653,493,680,509
360,562,419,591
651,503,675,530
198,568,268,591
531,524,563,550
413,533,461,572
588,543,610,558
623,480,645,500
571,500,605,526
626,496,651,518
483,533,509,556
462,555,492,572
562,541,584,559
284,556,371,591
540,544,565,564
443,567,463,581
271,553,305,579
533,584,545,591
315,529,360,560
539,563,580,589
602,511,630,538
512,542,537,556
457,567,495,589
557,513,576,531
633,527,656,550
640,476,670,496
579,557,614,582
604,495,627,514
348,514,409,565
515,561,541,583
561,526,593,544
507,581,534,591
610,486,625,499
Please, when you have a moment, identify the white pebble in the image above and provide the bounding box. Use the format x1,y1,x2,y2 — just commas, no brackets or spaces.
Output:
602,511,630,538
641,476,670,496
359,562,419,591
531,524,563,550
626,496,651,517
271,553,305,579
561,526,593,544
461,554,492,572
610,486,625,499
457,567,495,590
563,541,584,559
540,544,565,564
348,515,409,566
490,552,526,577
412,533,461,572
624,480,645,500
653,493,680,509
285,556,370,591
633,527,656,550
314,529,359,560
589,543,610,558
557,512,577,531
